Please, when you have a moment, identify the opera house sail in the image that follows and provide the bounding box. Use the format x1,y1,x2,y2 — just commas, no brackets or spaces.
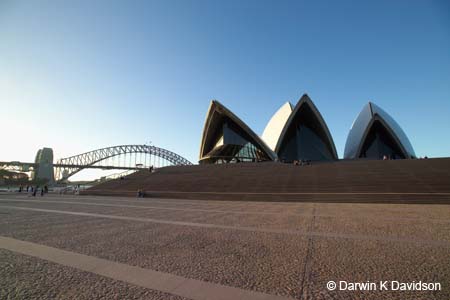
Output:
199,95,415,164
199,101,277,164
274,94,338,162
261,102,293,151
344,102,416,159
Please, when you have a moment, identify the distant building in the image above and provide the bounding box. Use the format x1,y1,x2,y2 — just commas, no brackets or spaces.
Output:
199,94,415,164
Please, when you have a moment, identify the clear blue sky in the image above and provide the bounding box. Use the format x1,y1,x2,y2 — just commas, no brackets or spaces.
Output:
1,0,449,179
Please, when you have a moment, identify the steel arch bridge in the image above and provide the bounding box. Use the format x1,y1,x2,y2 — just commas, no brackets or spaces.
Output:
54,144,192,182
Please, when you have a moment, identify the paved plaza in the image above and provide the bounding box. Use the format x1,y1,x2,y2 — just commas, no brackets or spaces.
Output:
0,193,449,299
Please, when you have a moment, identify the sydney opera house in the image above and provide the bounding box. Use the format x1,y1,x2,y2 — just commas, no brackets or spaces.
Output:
199,94,416,164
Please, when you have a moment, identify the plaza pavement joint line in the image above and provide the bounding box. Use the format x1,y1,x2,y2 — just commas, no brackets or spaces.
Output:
298,205,316,299
0,198,312,217
1,205,449,247
3,198,449,224
0,236,291,300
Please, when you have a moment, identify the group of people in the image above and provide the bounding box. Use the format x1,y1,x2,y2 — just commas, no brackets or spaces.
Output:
293,159,312,166
382,154,402,160
136,189,145,198
18,185,49,197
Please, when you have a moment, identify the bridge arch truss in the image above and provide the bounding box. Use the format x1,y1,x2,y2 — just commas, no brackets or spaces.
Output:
55,144,192,182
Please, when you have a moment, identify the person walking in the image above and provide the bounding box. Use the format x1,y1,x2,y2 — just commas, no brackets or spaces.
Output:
32,186,38,197
40,187,44,197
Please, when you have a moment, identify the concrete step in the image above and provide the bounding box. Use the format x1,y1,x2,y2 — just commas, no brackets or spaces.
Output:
83,158,450,203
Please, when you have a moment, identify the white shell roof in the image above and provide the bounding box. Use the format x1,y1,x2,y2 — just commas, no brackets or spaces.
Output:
344,102,416,159
261,102,293,151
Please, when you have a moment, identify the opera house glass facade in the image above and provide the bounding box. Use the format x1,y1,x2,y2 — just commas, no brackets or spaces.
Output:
199,94,416,164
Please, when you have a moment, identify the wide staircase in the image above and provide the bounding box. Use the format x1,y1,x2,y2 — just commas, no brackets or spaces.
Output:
83,158,450,203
